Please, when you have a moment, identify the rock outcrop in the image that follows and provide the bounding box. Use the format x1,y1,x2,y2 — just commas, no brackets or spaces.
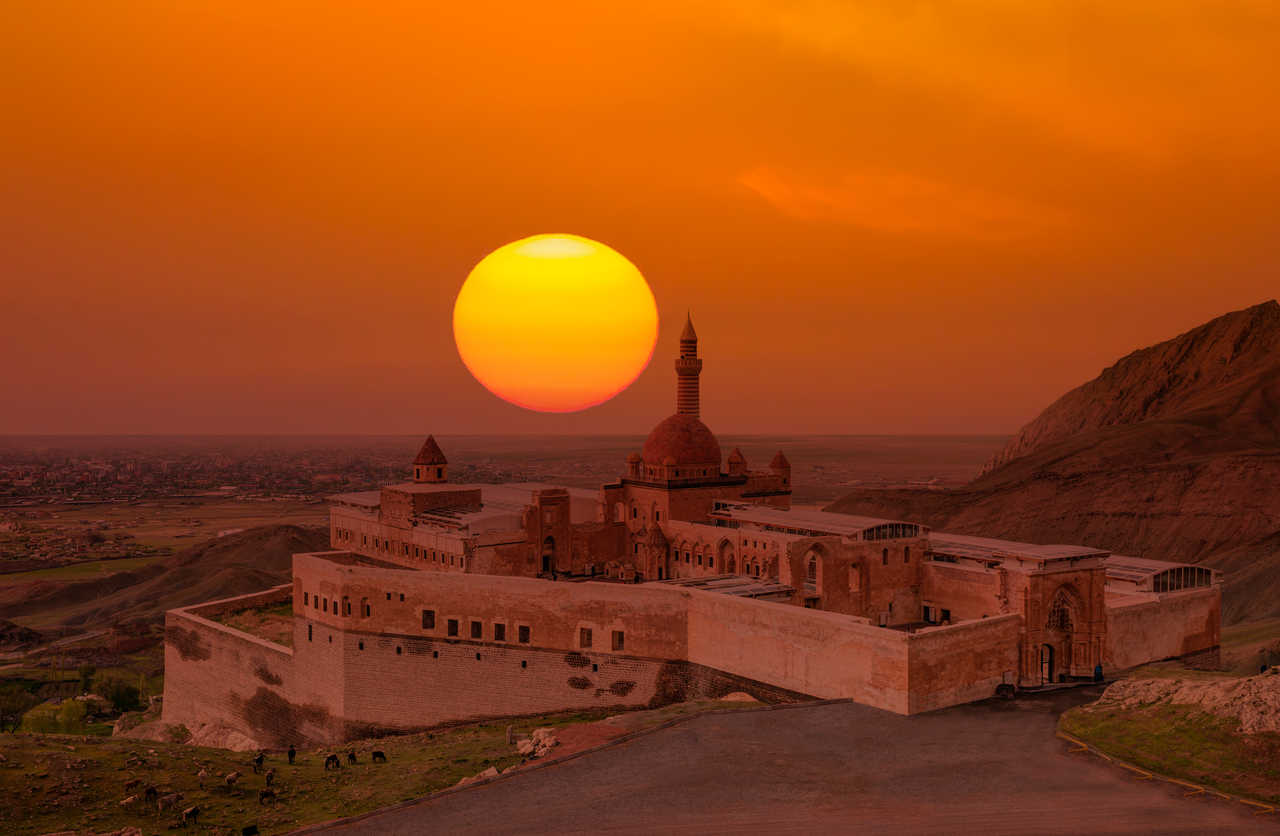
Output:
1085,669,1280,734
827,300,1280,624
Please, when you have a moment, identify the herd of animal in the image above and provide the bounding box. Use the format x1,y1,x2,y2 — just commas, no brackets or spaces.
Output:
116,744,391,832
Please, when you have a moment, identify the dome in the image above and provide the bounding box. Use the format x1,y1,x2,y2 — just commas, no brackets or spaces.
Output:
641,414,721,469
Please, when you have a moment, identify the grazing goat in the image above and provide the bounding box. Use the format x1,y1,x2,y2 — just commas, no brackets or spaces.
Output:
225,770,242,792
264,767,276,787
287,745,296,764
242,826,260,836
123,777,142,792
371,750,387,763
181,805,200,827
143,785,158,806
258,788,277,805
157,791,184,812
347,749,358,764
252,751,265,773
324,753,341,770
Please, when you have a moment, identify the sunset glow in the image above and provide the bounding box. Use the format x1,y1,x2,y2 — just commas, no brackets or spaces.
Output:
452,235,658,412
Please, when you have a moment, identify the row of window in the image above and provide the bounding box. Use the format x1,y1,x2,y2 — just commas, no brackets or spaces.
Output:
578,627,625,651
334,527,466,569
421,609,532,644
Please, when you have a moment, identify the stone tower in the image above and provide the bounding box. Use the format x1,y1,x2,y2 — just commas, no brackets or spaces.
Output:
675,313,702,417
413,435,448,483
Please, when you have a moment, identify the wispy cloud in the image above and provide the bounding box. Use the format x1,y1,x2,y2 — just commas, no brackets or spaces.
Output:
739,166,1072,241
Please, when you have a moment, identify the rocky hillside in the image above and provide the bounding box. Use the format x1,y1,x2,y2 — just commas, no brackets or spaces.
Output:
827,300,1280,624
0,524,328,629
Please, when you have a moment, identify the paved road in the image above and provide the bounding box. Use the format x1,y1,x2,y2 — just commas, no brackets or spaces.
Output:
320,689,1276,835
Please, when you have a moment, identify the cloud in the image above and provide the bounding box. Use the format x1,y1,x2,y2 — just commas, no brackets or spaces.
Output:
713,0,1280,163
739,165,1073,241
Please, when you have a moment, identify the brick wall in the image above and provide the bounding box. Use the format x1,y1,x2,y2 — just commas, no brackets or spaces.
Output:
904,614,1022,712
1105,585,1221,671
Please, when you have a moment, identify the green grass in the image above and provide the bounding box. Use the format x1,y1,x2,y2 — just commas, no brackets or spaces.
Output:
0,699,756,835
0,556,165,587
1060,702,1280,804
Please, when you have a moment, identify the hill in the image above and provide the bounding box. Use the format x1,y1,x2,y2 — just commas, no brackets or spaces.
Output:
0,524,328,630
827,300,1280,624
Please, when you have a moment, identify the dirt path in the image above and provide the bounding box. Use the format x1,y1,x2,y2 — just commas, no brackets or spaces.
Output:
317,690,1276,835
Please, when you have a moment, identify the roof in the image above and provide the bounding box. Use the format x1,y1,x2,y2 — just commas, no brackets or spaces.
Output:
658,573,792,599
413,435,447,466
1103,554,1213,583
769,450,790,469
710,503,923,538
680,312,697,341
929,532,1108,563
642,414,721,467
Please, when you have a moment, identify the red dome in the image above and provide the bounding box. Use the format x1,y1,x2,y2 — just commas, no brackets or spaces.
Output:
642,414,721,468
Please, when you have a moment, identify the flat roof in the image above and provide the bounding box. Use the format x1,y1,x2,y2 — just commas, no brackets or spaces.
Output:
330,482,600,531
929,532,1108,563
711,503,923,537
657,573,793,598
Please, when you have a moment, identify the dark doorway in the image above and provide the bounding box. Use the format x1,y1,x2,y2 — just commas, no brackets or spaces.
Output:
541,536,555,574
1039,644,1054,685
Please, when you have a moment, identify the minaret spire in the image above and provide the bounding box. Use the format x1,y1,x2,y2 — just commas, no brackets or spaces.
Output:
675,312,702,417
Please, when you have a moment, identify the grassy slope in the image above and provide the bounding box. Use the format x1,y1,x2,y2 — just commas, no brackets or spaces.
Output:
0,700,753,836
1059,617,1280,805
1059,704,1280,804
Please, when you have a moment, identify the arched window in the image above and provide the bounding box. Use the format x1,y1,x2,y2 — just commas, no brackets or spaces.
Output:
807,557,817,581
1047,589,1075,631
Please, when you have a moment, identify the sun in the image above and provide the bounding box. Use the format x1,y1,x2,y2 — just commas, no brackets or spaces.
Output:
452,234,659,412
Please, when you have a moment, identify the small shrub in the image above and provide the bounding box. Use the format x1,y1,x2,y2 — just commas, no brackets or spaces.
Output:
164,723,192,744
97,676,142,713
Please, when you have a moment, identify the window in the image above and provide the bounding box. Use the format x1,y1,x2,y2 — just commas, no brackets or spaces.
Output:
395,646,402,655
447,619,459,637
521,660,527,669
941,608,951,622
307,624,313,641
399,593,405,602
436,467,442,478
518,625,531,644
344,598,351,615
697,554,703,566
580,628,593,648
685,551,691,563
386,592,391,601
655,510,661,521
303,592,309,606
313,597,318,609
494,623,506,641
612,630,625,651
422,610,435,630
323,599,328,613
904,546,910,563
470,620,482,639
358,640,364,650
632,506,637,519
709,556,715,569
363,601,371,617
475,652,481,660
634,544,639,554
882,548,889,566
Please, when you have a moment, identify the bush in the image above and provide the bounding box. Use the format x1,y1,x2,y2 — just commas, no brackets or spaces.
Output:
0,684,42,733
165,723,191,744
56,699,87,733
78,665,96,694
97,676,142,713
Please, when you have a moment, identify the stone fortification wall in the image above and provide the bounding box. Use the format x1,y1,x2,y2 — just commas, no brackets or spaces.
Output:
904,614,1022,713
162,587,342,749
685,591,912,712
1105,585,1221,671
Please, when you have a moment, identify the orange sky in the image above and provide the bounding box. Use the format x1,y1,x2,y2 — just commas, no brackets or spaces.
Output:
3,2,1278,435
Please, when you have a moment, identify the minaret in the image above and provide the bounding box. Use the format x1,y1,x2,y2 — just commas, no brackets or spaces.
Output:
675,313,702,417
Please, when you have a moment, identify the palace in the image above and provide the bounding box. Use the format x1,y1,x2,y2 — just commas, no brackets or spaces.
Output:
163,316,1222,747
